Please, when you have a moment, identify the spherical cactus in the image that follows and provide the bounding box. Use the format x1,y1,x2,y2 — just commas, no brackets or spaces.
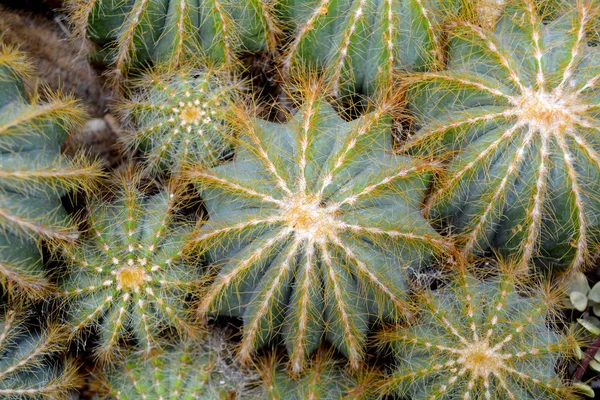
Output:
257,348,377,399
0,46,100,298
380,263,581,400
404,0,600,272
187,82,450,373
117,65,238,175
59,172,200,361
280,0,454,97
66,0,280,77
0,307,81,399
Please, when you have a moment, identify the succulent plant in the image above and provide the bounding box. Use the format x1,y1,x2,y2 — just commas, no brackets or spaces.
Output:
381,262,581,400
117,64,238,175
187,84,449,373
66,0,279,77
280,0,456,97
257,348,377,399
0,46,100,298
404,0,600,272
0,307,81,399
59,173,200,361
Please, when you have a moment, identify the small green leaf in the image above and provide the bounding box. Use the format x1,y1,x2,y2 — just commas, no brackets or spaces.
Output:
568,272,590,295
594,351,600,362
574,382,596,398
590,283,600,303
593,303,600,317
571,291,589,312
577,345,585,360
578,318,600,336
591,359,600,372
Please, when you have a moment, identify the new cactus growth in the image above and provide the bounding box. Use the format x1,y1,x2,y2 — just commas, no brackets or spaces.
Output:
381,263,581,400
60,173,199,361
66,0,279,77
0,46,100,298
188,83,449,373
405,0,600,272
118,65,238,175
280,0,452,97
0,307,81,399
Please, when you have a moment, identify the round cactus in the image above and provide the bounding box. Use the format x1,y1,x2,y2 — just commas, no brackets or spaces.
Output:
280,0,454,97
380,263,581,400
117,65,238,175
187,84,449,373
0,307,81,399
60,173,200,361
0,46,101,298
405,0,600,272
66,0,279,77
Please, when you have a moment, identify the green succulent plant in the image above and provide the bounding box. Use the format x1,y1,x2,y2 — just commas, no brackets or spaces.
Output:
280,0,455,97
0,46,100,298
404,0,600,272
59,173,200,361
66,0,279,77
381,262,581,400
187,84,449,373
117,64,238,175
257,348,377,399
0,307,81,399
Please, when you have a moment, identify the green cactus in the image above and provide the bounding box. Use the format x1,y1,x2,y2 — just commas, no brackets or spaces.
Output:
0,46,100,298
280,0,456,97
257,348,377,399
66,0,280,78
59,172,200,362
404,0,600,273
117,64,238,175
187,83,450,373
0,307,82,399
380,262,581,400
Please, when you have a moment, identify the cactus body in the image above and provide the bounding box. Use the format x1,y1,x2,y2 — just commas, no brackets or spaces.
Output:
281,0,452,97
406,0,600,272
382,266,579,400
118,66,237,175
188,89,447,373
67,0,279,76
0,47,100,298
0,308,81,399
60,175,199,361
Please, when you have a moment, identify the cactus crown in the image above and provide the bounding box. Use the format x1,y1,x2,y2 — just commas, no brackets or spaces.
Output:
60,172,200,362
0,45,100,298
404,0,600,272
118,65,239,175
187,82,449,373
0,307,81,399
66,0,280,77
381,262,580,400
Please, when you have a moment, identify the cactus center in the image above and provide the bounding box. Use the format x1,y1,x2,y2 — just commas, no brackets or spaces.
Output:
179,105,203,125
458,340,503,378
281,194,336,241
517,89,576,132
116,266,147,290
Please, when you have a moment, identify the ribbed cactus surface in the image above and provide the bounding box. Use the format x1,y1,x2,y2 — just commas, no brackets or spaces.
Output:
0,308,81,399
188,88,448,373
382,265,579,399
0,46,100,298
67,0,279,76
60,175,199,361
406,0,600,272
281,0,452,97
118,65,237,175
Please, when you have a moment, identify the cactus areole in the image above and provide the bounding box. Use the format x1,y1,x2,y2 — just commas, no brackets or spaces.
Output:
189,96,446,372
407,0,600,272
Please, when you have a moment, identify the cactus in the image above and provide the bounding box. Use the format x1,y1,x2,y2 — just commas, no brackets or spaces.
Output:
0,46,100,298
66,0,280,78
380,262,581,400
0,307,81,399
257,348,377,399
59,173,200,362
187,83,449,373
117,65,238,175
404,0,600,272
280,0,455,97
